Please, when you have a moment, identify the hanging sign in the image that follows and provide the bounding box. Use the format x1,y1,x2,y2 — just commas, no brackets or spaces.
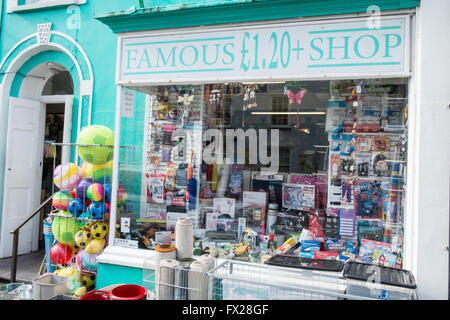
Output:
118,15,410,84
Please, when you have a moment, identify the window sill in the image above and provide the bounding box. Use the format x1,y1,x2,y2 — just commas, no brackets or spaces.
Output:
9,0,86,13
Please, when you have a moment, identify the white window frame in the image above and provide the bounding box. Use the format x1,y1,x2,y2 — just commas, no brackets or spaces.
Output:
7,0,86,13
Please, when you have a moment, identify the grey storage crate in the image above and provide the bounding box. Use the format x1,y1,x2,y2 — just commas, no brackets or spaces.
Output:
32,274,72,300
343,261,417,300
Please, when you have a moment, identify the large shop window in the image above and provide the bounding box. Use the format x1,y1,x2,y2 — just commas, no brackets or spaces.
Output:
116,78,408,269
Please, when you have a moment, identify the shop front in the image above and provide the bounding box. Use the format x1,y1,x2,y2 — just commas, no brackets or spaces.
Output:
95,0,450,300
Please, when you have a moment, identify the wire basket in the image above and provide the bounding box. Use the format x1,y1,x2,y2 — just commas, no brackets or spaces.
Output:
143,256,215,300
206,260,374,300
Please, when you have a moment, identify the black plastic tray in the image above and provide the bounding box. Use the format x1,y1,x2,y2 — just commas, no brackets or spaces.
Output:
343,261,417,289
265,255,344,272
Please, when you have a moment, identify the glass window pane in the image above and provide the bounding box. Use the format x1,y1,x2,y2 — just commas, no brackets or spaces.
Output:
115,78,408,269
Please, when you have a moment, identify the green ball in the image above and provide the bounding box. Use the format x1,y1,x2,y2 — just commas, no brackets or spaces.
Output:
77,125,114,165
52,210,80,245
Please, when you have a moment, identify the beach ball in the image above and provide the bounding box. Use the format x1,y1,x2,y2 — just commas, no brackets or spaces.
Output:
87,183,104,202
84,239,106,254
80,161,93,178
67,198,86,217
53,163,82,191
77,125,114,165
52,211,80,245
87,202,107,220
52,191,73,210
76,178,93,200
50,243,73,265
81,250,102,272
90,222,109,240
91,161,113,184
74,230,92,248
103,184,112,203
75,250,82,268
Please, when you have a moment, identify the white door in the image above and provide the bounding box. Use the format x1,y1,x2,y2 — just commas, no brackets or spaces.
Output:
0,97,46,258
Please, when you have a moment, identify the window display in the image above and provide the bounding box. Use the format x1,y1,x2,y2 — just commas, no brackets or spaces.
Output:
115,78,408,269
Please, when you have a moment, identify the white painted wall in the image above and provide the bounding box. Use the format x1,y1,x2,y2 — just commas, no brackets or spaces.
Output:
409,0,450,300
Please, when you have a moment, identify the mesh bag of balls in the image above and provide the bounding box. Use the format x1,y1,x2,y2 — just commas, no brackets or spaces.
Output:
48,125,127,298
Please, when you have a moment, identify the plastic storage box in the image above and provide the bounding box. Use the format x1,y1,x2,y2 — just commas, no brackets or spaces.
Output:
265,255,346,300
343,261,417,300
32,274,71,300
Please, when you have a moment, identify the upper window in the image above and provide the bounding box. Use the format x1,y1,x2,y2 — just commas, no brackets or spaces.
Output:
7,0,86,13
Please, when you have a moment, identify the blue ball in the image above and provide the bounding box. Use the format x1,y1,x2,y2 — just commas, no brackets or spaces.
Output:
87,201,107,220
103,184,111,203
67,198,85,217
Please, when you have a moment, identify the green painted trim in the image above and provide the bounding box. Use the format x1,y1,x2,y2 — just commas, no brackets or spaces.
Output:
308,62,401,68
126,36,236,46
309,26,402,34
96,0,420,34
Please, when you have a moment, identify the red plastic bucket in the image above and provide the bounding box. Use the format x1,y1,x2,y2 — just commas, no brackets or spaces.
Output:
108,284,147,300
80,290,109,300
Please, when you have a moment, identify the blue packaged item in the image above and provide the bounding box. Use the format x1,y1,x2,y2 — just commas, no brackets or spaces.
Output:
301,240,321,252
298,250,315,259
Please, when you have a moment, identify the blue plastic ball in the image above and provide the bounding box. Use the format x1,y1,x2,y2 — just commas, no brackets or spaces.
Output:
87,201,107,220
103,184,111,203
67,198,86,217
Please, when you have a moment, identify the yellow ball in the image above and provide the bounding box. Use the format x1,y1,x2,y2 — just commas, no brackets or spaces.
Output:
80,273,96,290
74,230,92,248
90,222,108,239
84,239,105,254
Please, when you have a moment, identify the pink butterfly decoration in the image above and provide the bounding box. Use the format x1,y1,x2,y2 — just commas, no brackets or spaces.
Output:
286,89,306,104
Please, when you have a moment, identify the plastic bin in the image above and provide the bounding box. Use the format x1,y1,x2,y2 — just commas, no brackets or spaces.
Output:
343,261,417,300
32,274,72,300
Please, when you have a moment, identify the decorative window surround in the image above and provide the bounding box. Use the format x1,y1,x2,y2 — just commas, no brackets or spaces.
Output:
7,0,86,13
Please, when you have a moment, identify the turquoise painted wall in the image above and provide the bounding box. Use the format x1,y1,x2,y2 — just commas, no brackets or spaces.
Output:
0,1,147,237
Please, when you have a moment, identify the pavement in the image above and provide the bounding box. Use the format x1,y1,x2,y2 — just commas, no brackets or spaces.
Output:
0,249,45,284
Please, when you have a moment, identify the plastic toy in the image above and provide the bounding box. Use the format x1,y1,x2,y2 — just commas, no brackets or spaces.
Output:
103,183,112,202
87,183,104,202
87,202,107,220
81,160,113,184
51,210,80,245
81,249,102,271
77,125,114,165
76,212,94,229
52,191,73,210
90,222,108,239
77,178,94,200
74,229,92,248
117,186,128,206
67,198,86,217
53,163,82,191
50,243,73,265
80,272,96,290
92,161,113,184
84,239,106,254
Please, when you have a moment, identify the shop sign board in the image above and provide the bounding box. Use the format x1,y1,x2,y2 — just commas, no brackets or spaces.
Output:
118,15,410,84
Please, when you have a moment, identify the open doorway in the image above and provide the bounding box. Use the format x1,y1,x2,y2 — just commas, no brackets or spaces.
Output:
39,69,74,249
